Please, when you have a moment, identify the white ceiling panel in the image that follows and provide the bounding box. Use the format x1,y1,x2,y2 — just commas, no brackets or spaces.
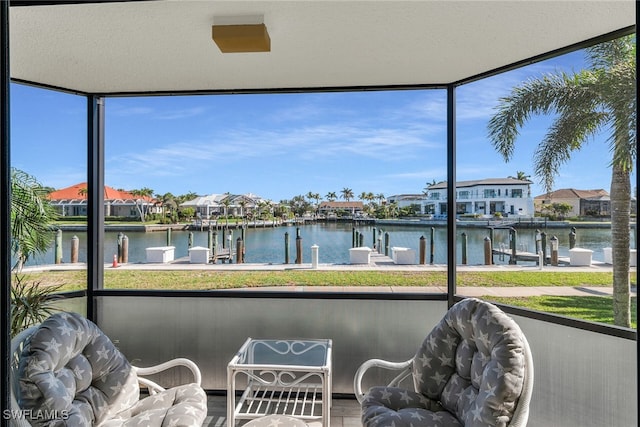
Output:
9,0,636,94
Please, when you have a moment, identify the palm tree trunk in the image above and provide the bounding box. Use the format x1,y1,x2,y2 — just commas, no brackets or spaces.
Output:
610,162,631,327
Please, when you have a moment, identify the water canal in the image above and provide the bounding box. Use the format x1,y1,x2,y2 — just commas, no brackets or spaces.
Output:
25,222,630,267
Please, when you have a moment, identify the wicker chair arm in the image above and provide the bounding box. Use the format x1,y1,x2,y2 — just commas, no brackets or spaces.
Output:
133,357,202,394
353,358,413,403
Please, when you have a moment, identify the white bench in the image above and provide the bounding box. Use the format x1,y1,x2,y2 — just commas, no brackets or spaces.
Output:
569,248,593,266
391,247,416,265
145,246,175,263
349,247,372,264
188,246,210,264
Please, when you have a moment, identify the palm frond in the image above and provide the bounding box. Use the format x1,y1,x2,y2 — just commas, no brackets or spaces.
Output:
586,35,635,70
534,110,608,192
487,72,589,161
10,273,63,336
10,168,58,266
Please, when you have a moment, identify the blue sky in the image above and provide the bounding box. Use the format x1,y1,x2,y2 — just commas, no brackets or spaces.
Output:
10,48,626,202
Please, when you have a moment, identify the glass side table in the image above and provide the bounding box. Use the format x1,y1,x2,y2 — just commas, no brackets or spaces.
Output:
227,338,332,426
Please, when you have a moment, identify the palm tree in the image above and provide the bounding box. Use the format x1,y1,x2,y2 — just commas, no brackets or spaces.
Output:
160,192,178,221
222,192,232,226
341,188,354,202
325,191,337,202
238,199,248,224
175,191,198,205
130,187,154,222
306,192,321,216
388,202,399,219
487,35,636,327
10,168,58,270
508,171,531,181
306,191,315,204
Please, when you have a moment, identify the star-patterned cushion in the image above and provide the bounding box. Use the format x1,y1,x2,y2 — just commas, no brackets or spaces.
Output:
242,414,309,427
362,386,462,427
100,383,208,427
18,312,140,426
16,312,207,427
362,298,526,427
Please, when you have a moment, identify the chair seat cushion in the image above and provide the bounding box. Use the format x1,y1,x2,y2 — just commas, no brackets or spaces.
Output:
100,383,208,427
362,386,462,427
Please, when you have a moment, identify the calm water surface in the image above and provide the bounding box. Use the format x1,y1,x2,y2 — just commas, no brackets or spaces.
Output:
27,222,627,266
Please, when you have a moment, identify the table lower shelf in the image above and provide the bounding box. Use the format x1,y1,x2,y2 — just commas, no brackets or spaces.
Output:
234,383,326,421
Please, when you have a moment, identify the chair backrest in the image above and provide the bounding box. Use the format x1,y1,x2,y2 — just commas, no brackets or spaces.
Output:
412,298,532,426
10,327,37,427
11,312,140,426
508,333,533,427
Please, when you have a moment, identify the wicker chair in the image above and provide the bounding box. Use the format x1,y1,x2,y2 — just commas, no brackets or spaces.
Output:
354,298,534,427
9,312,207,426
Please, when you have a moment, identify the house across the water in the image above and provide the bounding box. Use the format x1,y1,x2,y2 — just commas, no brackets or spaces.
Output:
47,182,158,219
399,178,534,217
533,188,615,217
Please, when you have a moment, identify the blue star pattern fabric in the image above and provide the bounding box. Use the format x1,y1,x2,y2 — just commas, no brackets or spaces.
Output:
17,312,207,426
361,298,526,427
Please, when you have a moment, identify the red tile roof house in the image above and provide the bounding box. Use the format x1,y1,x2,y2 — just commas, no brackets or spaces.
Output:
47,182,159,220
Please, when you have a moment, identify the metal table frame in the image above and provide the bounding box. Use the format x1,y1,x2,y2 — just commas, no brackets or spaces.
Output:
227,338,332,426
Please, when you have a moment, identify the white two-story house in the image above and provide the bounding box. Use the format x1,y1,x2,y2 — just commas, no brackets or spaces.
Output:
425,178,534,218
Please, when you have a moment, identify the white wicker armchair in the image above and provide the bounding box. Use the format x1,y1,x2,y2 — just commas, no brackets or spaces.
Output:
9,312,207,427
354,298,534,427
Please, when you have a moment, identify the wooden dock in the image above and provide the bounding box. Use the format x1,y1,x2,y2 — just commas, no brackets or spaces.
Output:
492,248,570,265
210,248,234,263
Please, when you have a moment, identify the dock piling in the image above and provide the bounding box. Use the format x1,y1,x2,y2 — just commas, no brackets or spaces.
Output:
117,232,124,263
121,235,128,263
461,232,467,265
70,235,79,263
311,244,319,269
550,235,559,266
55,229,62,264
430,227,435,264
384,232,390,256
236,237,244,263
509,228,517,265
484,237,492,265
284,232,290,264
296,234,303,264
569,227,576,249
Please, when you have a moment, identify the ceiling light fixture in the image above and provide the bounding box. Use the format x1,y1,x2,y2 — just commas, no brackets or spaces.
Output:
212,15,270,53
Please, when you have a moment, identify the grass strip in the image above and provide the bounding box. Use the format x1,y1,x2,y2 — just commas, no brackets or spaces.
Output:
16,269,636,291
15,270,637,327
488,295,637,328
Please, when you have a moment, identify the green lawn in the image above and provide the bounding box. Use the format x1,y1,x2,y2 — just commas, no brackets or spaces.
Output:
22,269,635,291
17,269,637,327
488,295,637,328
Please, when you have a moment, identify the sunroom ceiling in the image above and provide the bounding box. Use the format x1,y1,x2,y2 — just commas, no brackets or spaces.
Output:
9,0,636,95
